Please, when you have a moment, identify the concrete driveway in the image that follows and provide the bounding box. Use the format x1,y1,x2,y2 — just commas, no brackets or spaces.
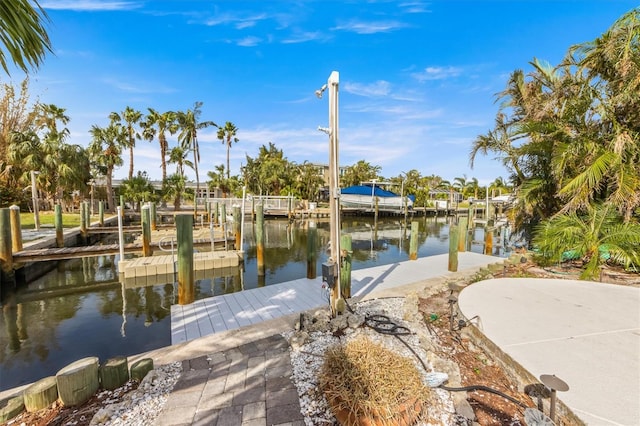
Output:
459,278,640,426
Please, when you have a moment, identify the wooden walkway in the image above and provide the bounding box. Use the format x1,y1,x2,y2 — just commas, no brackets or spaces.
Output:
171,252,501,344
12,238,233,262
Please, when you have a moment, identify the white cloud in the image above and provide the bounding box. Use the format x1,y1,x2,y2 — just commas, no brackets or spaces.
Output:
41,1,141,11
101,77,177,95
412,66,463,82
204,12,268,28
282,31,328,44
236,36,263,47
399,1,431,14
344,80,392,97
332,20,407,34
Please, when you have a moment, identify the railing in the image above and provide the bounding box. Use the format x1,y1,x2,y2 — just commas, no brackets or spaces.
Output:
195,195,301,214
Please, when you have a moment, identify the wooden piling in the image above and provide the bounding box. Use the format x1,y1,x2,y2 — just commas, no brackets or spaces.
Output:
9,205,23,253
409,221,419,260
374,197,379,222
213,202,219,225
220,203,227,226
448,224,459,272
233,206,241,250
54,204,64,248
141,205,152,257
150,202,157,231
256,204,265,277
80,202,88,243
484,226,493,255
176,214,194,305
120,195,125,215
206,201,211,223
457,217,467,252
98,201,104,226
0,208,13,274
307,221,317,279
340,234,352,298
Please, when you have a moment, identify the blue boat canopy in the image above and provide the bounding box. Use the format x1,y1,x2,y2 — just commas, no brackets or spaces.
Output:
342,184,415,202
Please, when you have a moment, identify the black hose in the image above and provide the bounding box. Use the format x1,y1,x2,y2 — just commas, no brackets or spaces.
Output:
440,385,528,409
342,293,528,411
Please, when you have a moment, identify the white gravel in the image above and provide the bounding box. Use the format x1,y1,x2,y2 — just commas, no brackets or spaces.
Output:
90,362,181,426
284,297,457,426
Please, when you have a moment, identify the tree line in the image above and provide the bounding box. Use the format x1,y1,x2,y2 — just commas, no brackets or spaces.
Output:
471,8,640,278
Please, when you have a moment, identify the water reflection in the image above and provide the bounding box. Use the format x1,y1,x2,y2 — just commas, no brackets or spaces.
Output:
0,216,505,391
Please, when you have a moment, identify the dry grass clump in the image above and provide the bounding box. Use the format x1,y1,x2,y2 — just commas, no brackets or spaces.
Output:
319,335,431,426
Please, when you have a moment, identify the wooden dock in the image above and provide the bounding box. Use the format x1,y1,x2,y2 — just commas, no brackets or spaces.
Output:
119,251,241,279
171,252,501,344
12,237,233,263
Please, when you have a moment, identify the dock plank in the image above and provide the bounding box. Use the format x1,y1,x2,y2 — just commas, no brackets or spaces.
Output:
170,252,500,344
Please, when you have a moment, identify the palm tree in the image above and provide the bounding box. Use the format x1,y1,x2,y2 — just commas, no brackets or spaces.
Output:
88,123,125,213
142,109,177,182
217,121,239,180
533,203,640,280
562,9,640,221
163,173,188,210
120,171,156,211
0,0,52,75
207,164,229,196
37,103,71,204
296,161,325,201
168,146,193,177
176,102,216,214
341,160,382,187
110,107,142,180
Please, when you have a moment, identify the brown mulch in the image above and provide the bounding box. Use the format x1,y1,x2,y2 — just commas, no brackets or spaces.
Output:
2,381,138,426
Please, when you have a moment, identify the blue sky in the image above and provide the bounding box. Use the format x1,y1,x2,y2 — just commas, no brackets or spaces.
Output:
4,1,637,185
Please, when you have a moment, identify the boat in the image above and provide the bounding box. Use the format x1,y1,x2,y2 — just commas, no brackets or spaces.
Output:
340,183,414,212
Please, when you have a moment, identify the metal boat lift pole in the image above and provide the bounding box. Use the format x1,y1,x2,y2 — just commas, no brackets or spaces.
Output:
328,71,341,314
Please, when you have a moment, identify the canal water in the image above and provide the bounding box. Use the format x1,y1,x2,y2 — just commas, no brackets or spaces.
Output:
0,216,508,391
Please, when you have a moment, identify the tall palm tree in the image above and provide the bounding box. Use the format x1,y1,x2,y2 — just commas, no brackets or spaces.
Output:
110,107,142,180
37,103,71,204
0,0,52,75
88,123,125,213
142,109,177,182
217,121,238,180
176,102,216,214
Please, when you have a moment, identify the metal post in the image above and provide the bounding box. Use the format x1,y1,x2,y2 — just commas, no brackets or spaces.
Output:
30,170,40,231
328,71,341,315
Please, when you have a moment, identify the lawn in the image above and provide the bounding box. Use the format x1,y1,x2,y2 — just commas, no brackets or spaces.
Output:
19,211,115,229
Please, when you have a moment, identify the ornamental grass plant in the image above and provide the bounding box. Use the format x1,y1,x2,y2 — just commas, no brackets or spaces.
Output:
319,335,430,426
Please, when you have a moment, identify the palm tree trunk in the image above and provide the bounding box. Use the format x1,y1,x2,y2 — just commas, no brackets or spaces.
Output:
129,145,134,180
160,138,167,181
226,142,230,180
193,149,199,217
106,168,115,213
